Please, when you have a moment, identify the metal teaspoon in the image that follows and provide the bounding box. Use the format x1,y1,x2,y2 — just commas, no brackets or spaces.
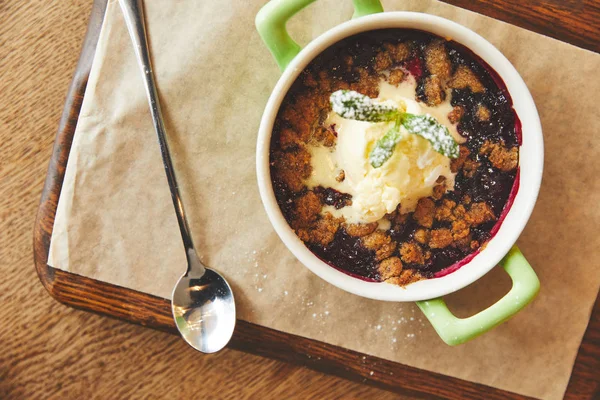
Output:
119,0,236,353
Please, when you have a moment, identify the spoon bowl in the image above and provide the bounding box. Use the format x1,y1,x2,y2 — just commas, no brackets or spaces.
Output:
172,267,236,353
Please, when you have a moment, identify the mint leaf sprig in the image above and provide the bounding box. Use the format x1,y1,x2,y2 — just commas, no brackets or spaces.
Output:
369,116,402,168
330,90,399,122
402,114,459,159
329,90,459,167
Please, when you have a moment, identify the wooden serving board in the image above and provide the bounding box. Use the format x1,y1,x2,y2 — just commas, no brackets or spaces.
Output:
33,0,600,398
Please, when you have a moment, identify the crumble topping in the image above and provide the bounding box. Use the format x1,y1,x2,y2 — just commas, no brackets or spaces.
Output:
480,140,519,172
387,69,405,86
413,198,436,228
425,41,452,81
447,105,465,124
448,65,485,93
345,222,378,237
378,257,403,280
270,29,520,286
362,231,397,261
400,242,425,265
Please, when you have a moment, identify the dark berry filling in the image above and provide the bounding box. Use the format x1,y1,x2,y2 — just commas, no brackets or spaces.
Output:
270,29,520,284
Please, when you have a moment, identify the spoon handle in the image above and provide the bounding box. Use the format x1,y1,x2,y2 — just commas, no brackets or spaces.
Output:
119,0,199,265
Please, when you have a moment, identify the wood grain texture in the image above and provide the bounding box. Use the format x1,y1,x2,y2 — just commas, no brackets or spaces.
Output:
443,0,600,54
9,0,600,399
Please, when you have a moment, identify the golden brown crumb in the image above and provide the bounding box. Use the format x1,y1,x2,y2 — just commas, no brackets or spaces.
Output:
335,170,345,182
450,145,470,173
470,240,479,250
292,191,321,229
298,213,342,246
350,68,379,98
296,229,311,243
296,90,321,121
448,65,485,93
479,140,494,154
480,140,518,172
432,182,446,200
476,104,491,121
314,91,330,110
331,78,351,92
376,241,397,261
280,105,311,142
423,75,445,106
463,194,472,205
385,269,423,286
375,51,393,72
396,211,409,224
272,147,312,192
361,231,397,261
435,199,457,222
344,222,378,237
383,42,411,63
282,89,324,140
361,230,390,249
312,126,336,147
400,242,425,264
429,228,454,249
413,198,436,228
388,69,405,86
463,159,480,178
288,148,313,178
466,202,496,226
451,219,470,241
425,41,451,81
453,233,472,250
378,257,403,280
414,229,430,245
453,204,467,220
278,128,303,149
447,106,465,124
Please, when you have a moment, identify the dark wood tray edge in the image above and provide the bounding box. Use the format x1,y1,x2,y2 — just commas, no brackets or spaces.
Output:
33,1,599,399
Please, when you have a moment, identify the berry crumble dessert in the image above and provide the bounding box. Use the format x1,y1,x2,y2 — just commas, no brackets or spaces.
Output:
270,29,521,286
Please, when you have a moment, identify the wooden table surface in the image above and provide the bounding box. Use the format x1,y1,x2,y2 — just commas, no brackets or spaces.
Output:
3,1,599,399
0,2,410,399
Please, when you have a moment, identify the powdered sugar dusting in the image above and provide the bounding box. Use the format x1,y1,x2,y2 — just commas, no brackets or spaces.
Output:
330,90,397,122
243,249,425,347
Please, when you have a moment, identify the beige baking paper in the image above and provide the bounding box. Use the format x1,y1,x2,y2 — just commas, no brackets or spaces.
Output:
49,0,600,398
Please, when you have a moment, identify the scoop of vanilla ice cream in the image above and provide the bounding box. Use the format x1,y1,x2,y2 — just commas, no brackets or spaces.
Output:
305,79,456,224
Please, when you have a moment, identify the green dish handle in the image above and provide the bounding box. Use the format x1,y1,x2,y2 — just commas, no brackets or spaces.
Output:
256,0,384,71
417,246,540,346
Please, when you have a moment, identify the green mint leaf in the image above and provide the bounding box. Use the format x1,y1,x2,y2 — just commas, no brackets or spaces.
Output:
369,119,402,168
330,90,398,122
402,113,459,159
